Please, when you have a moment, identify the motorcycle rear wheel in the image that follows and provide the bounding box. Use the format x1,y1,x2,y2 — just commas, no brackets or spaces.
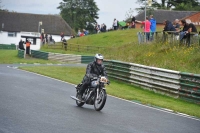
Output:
76,93,85,107
94,89,107,111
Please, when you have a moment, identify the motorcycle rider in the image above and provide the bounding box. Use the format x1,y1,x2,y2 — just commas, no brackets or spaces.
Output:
78,54,108,101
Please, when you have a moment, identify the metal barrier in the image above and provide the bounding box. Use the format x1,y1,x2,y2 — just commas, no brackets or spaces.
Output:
0,44,16,50
179,72,200,104
25,50,94,64
18,49,25,58
48,53,81,63
104,60,180,97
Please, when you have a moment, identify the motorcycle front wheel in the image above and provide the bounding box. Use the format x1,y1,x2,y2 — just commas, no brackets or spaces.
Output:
94,89,107,111
76,93,85,107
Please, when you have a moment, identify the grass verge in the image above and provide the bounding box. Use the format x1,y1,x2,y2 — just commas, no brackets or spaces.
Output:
19,66,200,118
0,50,59,64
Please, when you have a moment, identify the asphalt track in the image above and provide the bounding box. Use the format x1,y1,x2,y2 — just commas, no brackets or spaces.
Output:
0,64,200,133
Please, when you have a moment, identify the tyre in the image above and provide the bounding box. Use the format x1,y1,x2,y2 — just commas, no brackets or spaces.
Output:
94,89,107,111
76,93,85,107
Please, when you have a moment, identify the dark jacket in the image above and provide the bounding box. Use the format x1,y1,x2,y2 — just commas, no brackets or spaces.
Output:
85,61,108,79
163,20,176,33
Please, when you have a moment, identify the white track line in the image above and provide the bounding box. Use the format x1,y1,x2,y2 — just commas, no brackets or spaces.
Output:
11,66,200,122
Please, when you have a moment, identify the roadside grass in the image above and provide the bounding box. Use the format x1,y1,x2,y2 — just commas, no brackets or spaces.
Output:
0,50,59,64
19,66,200,118
41,28,200,74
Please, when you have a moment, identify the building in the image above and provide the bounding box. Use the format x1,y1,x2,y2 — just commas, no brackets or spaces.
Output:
134,9,200,28
0,11,72,50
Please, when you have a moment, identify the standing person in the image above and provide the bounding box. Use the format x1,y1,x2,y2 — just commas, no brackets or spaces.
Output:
25,39,31,55
113,18,118,30
40,33,45,45
131,16,136,28
149,15,156,41
60,32,64,41
45,34,48,44
77,54,108,101
136,17,151,42
18,39,25,50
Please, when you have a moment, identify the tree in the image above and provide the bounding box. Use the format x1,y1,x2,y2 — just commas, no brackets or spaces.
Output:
136,0,200,11
57,0,99,33
125,8,134,20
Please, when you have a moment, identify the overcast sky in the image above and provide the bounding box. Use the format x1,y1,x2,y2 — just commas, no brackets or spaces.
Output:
1,0,142,28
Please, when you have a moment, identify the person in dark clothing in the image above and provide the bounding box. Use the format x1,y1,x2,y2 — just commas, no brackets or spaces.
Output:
62,38,67,50
179,19,198,46
78,54,108,101
163,20,176,33
18,39,25,50
131,16,136,28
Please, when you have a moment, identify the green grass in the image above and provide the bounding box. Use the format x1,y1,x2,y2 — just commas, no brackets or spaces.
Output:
19,66,200,118
0,50,59,64
41,28,200,74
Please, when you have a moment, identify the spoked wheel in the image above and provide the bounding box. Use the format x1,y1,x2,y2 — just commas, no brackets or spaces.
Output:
76,93,85,107
94,89,107,111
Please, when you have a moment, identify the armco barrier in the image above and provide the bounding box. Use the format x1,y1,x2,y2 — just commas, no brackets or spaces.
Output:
48,53,81,63
28,50,93,64
81,56,94,64
31,50,49,60
0,44,16,50
179,72,200,104
18,49,25,58
104,60,180,98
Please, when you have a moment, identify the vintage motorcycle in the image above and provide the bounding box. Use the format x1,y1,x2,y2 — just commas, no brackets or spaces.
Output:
71,76,109,111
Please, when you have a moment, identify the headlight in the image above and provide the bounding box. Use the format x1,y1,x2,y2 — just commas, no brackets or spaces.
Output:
91,81,98,87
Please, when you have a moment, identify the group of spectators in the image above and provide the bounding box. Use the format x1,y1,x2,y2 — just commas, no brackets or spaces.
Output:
136,15,198,43
41,33,54,44
95,23,107,33
136,15,157,41
18,39,31,54
77,29,89,37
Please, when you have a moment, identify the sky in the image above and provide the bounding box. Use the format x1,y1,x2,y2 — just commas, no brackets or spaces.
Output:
1,0,142,28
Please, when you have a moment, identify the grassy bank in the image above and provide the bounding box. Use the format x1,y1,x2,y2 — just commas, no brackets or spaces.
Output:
19,66,200,118
0,50,59,64
41,28,200,74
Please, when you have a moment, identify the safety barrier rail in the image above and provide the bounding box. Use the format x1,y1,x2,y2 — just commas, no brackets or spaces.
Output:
0,44,16,50
179,72,200,104
104,60,180,97
29,50,94,64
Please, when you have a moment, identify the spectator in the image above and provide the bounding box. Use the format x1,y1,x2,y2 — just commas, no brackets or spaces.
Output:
103,23,107,32
149,15,156,41
45,33,48,44
173,19,180,40
83,29,88,35
40,33,45,45
50,34,53,42
136,17,151,42
62,38,67,50
18,39,25,50
80,32,85,37
113,18,118,30
60,32,64,41
179,19,198,46
163,20,176,33
131,16,136,28
25,39,31,55
77,30,81,36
